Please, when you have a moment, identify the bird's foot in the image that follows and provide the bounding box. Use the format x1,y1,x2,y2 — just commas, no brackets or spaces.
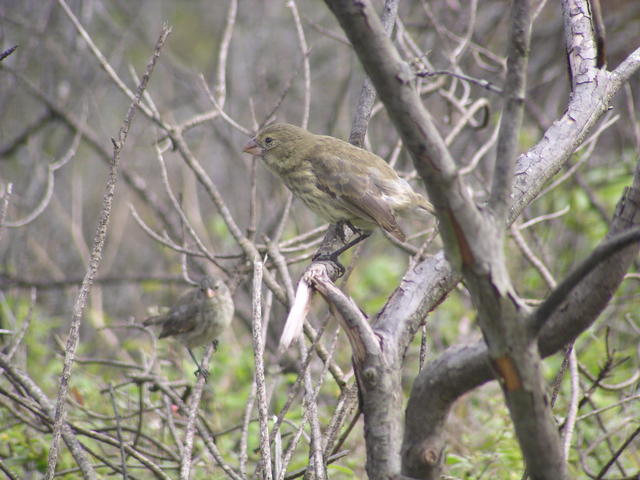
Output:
188,348,209,382
322,229,372,261
312,252,345,277
335,221,351,243
194,366,210,382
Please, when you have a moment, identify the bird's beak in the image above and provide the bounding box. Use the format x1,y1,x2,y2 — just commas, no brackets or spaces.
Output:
205,288,215,298
243,138,262,156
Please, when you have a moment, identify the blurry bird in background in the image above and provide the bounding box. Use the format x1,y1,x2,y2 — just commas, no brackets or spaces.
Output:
143,276,234,379
243,123,434,261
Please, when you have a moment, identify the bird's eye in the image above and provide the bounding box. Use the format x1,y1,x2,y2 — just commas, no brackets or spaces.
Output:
264,137,273,145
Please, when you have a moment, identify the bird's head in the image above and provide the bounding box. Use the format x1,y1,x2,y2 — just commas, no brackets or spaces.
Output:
199,276,228,299
243,123,311,168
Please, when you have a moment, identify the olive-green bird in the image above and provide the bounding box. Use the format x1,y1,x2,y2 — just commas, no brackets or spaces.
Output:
243,123,433,249
143,276,234,378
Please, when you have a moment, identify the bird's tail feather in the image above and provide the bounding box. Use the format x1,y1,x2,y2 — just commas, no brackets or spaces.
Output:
278,280,313,352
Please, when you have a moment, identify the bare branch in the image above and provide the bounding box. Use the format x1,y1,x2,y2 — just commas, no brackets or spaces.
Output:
348,0,399,147
0,183,12,243
595,426,640,480
561,348,579,459
44,24,171,479
402,156,640,478
286,0,311,129
155,144,222,267
510,225,556,289
180,342,215,479
530,226,640,336
489,0,532,221
56,0,156,122
0,65,181,238
4,127,81,228
214,0,238,109
4,288,36,361
0,109,54,158
200,75,252,136
129,204,206,258
251,259,273,480
0,353,98,479
168,130,287,304
416,69,503,94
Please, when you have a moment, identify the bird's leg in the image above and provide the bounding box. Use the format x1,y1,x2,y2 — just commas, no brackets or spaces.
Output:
212,339,219,352
188,348,209,381
335,220,352,243
312,251,346,277
330,227,371,258
312,223,371,276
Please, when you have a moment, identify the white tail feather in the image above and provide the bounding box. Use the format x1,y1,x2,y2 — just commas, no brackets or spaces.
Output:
278,279,314,352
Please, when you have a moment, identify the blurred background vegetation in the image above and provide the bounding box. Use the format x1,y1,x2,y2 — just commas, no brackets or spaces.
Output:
0,0,639,478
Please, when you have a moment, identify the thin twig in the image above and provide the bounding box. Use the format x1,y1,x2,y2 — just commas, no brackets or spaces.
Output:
5,288,36,360
239,382,257,478
322,382,359,456
489,0,532,221
0,65,180,239
180,342,215,479
561,347,579,459
348,0,399,147
129,203,207,258
530,227,640,335
155,143,221,268
56,0,156,122
460,118,500,175
214,0,238,109
510,225,556,289
283,450,350,480
444,97,490,146
287,0,311,129
107,384,129,480
595,425,640,480
260,50,312,128
44,24,171,479
0,110,54,158
0,183,12,242
168,129,288,304
417,69,503,94
129,374,243,480
0,353,98,479
251,259,273,480
576,393,640,421
517,206,571,230
3,128,81,228
199,75,252,136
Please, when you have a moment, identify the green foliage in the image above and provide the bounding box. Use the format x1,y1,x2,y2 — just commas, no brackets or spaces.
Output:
445,387,524,479
429,290,472,348
209,215,234,249
327,462,358,478
0,424,49,474
1,0,639,477
348,245,404,313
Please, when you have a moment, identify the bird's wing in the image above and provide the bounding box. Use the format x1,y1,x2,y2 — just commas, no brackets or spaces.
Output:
311,153,406,240
157,300,200,338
